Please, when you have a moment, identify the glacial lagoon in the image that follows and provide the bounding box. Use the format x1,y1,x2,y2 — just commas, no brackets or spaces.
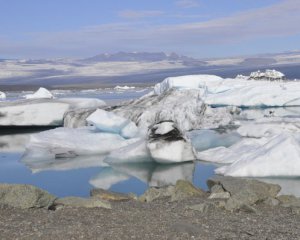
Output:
1,87,300,198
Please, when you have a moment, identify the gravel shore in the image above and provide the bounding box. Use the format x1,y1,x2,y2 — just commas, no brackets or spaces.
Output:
0,195,299,240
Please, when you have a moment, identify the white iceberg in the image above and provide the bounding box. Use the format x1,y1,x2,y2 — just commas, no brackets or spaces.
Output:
105,139,152,164
0,98,106,127
86,109,139,138
249,69,285,81
147,121,196,164
0,91,6,100
25,87,54,99
114,85,135,90
154,74,223,95
215,133,300,177
0,100,70,126
23,127,139,160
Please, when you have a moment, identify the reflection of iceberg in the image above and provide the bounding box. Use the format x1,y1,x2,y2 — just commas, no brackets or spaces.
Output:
89,167,130,189
256,177,300,197
89,162,195,190
21,154,108,173
0,133,31,153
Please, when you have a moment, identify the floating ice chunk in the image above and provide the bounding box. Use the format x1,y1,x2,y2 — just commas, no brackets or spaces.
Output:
215,133,300,177
87,109,139,138
59,98,106,109
187,129,241,152
24,127,139,160
205,79,300,107
147,121,196,164
114,85,135,90
154,74,223,95
25,87,54,99
0,100,70,126
105,139,152,164
249,69,285,81
237,122,300,138
0,91,6,100
196,137,269,164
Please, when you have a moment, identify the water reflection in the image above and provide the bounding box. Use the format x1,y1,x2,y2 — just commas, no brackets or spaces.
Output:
1,130,300,197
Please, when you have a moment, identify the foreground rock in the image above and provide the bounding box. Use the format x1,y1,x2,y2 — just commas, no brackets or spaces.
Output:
90,188,134,202
147,121,196,163
207,176,281,211
139,180,205,202
54,197,111,209
0,184,56,209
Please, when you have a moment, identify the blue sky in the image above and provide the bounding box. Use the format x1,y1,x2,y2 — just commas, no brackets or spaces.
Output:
0,0,300,59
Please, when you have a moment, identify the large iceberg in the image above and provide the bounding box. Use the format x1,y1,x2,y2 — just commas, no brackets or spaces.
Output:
23,127,139,160
0,98,106,126
113,89,233,133
215,133,300,177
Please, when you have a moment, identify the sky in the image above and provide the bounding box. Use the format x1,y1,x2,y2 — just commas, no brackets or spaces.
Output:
0,0,300,59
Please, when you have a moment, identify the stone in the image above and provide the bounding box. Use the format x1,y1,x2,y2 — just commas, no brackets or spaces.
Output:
291,207,300,215
207,176,281,211
263,197,280,207
0,184,56,209
239,204,259,214
171,180,205,202
208,192,230,200
90,188,133,202
139,186,175,202
277,195,300,208
186,202,215,213
210,184,225,194
54,197,111,209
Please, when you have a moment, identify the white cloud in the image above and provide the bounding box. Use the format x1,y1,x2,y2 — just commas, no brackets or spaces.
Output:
175,0,200,8
118,10,164,19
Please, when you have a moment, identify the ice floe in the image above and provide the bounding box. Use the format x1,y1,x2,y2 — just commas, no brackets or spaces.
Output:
0,91,6,100
23,127,139,160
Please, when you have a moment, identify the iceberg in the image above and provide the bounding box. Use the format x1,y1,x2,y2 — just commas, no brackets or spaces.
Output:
86,109,139,138
153,74,223,95
147,121,196,164
25,87,54,99
0,91,6,100
215,133,300,177
0,98,106,127
114,89,233,133
23,127,139,160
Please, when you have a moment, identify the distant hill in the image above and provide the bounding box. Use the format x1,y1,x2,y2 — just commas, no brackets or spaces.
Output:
83,51,206,66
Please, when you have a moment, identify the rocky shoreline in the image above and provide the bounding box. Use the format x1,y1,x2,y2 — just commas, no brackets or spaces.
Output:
0,177,299,239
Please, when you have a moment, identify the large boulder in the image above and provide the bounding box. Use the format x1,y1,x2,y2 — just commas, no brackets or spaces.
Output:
0,184,56,209
147,121,196,163
207,176,281,211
